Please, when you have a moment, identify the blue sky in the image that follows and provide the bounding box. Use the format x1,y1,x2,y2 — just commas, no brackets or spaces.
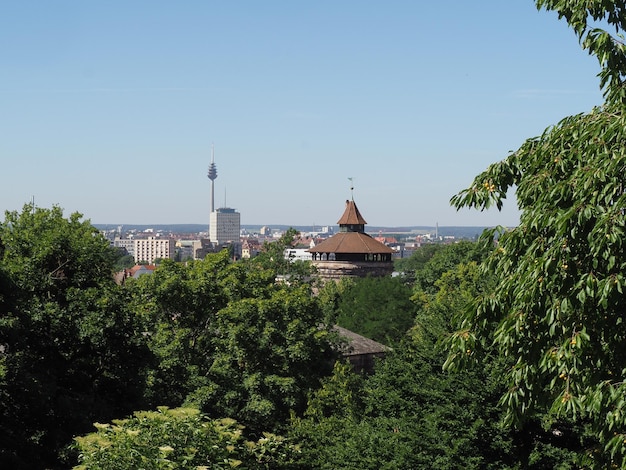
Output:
1,1,604,227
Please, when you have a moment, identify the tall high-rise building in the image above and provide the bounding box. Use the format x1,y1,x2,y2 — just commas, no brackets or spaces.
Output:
207,145,241,245
209,207,240,245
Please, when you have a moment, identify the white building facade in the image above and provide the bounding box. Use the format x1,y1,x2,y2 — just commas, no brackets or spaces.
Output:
133,237,176,264
285,248,313,262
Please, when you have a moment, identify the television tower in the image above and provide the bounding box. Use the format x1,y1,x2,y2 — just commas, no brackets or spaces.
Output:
207,143,218,213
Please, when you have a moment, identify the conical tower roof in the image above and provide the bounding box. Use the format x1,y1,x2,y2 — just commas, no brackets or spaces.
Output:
308,198,394,280
308,231,393,254
309,198,392,255
337,200,367,225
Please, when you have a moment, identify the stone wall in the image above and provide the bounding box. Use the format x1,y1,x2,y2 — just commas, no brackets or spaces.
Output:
311,260,394,280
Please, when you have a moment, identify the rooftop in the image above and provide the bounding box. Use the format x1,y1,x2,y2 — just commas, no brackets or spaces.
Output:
334,325,390,356
337,199,367,226
308,231,393,254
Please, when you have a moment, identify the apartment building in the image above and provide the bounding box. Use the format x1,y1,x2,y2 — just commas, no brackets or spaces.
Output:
133,236,175,264
113,236,135,258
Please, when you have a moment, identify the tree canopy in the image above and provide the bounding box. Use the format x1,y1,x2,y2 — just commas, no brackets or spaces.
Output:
291,251,586,469
332,276,416,345
0,205,150,468
129,249,337,436
0,207,335,468
445,1,626,466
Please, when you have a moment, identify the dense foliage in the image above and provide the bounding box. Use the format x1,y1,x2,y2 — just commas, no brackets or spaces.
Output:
255,227,314,284
0,208,336,468
393,243,442,282
131,250,337,435
291,246,586,468
0,203,598,468
445,1,626,467
0,205,150,468
332,276,415,345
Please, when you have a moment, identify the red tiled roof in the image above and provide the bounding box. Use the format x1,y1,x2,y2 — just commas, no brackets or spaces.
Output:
375,236,398,244
337,200,367,225
308,231,393,254
129,264,156,275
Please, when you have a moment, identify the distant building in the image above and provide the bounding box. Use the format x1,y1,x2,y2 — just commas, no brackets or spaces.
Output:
133,236,175,264
114,264,157,284
176,239,204,261
113,236,135,258
128,264,157,278
194,239,216,260
308,199,394,280
285,248,313,262
206,145,241,247
241,239,262,259
334,325,390,374
209,207,241,245
284,235,315,262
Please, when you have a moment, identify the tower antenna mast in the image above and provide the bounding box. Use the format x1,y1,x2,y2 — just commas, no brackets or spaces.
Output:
348,177,355,200
207,142,218,213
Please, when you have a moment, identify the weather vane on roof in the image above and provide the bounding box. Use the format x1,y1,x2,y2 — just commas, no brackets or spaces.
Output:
348,177,354,200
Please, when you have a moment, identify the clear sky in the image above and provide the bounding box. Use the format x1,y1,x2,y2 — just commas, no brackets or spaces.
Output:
1,1,604,227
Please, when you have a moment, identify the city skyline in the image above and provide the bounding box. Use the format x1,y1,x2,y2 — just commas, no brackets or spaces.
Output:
1,1,605,227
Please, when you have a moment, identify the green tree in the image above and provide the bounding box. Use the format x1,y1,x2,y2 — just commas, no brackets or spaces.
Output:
333,276,415,345
131,250,337,435
411,241,487,295
0,205,150,469
130,251,237,406
303,361,365,421
254,228,314,283
188,285,337,434
73,407,299,470
292,260,586,469
393,243,442,282
114,253,135,271
445,1,626,466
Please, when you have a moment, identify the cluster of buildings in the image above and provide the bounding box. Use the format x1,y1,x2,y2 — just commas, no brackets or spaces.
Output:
108,146,242,265
101,146,449,371
104,147,436,284
107,196,402,283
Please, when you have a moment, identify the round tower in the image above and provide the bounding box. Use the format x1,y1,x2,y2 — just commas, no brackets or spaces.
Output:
308,199,394,281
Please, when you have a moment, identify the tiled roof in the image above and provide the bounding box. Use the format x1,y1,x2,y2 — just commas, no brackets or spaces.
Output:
375,236,398,244
242,239,261,249
293,235,315,248
337,200,367,225
129,264,157,275
308,231,394,254
333,325,390,356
